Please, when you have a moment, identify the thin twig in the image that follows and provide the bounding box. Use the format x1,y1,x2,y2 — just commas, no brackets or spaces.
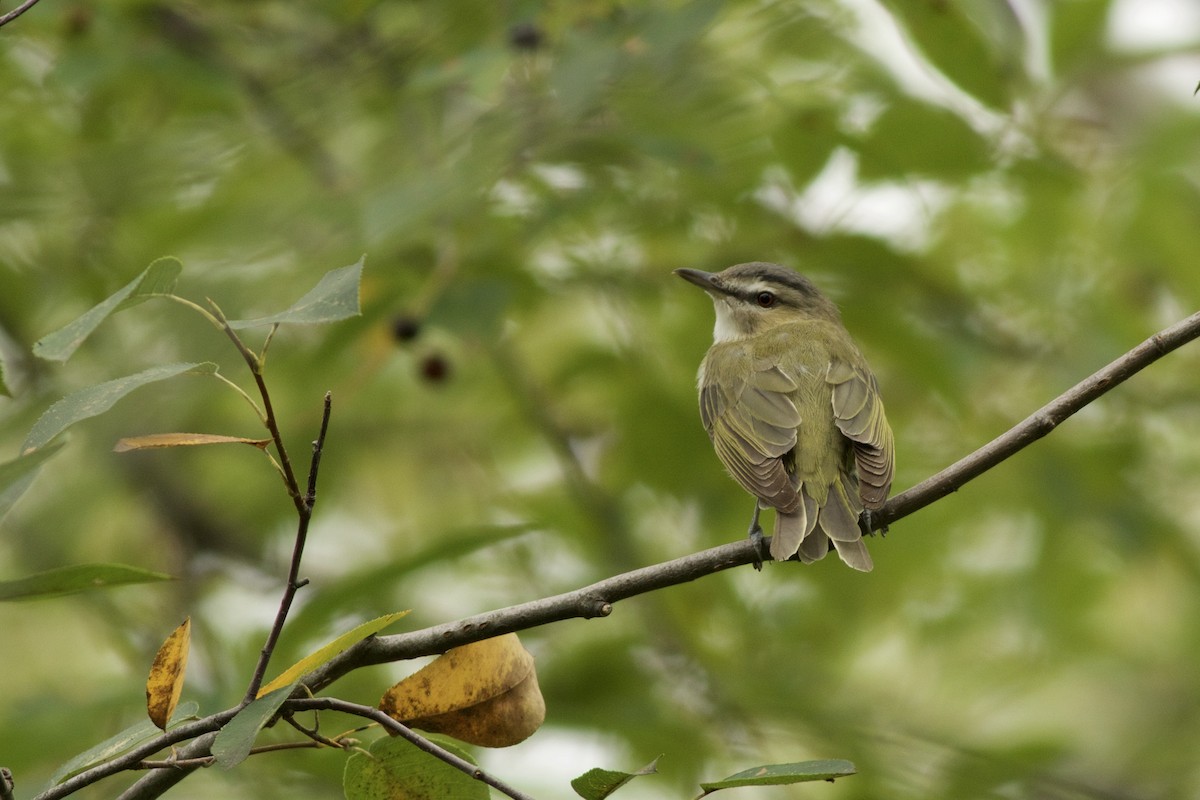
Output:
243,391,333,703
283,713,355,750
135,756,214,770
286,698,538,800
0,0,43,28
207,299,304,509
137,738,344,770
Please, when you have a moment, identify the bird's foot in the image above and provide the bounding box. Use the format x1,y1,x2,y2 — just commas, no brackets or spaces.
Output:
858,509,889,538
747,522,767,571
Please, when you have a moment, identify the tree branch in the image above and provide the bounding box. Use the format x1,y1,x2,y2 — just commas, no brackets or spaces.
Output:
0,0,42,29
877,308,1200,526
303,308,1200,688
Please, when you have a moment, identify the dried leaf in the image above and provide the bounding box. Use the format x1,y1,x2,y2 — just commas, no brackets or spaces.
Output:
379,633,545,747
146,618,191,730
114,433,271,452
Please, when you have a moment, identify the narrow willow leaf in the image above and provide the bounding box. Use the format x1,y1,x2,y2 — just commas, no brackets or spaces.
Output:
45,701,199,787
114,433,272,452
32,258,182,362
0,442,65,524
212,684,298,769
0,563,173,602
228,257,363,328
571,757,661,800
699,760,856,794
22,361,218,454
146,618,191,730
344,734,487,800
258,611,409,697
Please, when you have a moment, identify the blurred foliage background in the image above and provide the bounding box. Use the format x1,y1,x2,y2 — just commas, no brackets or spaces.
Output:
2,0,1200,798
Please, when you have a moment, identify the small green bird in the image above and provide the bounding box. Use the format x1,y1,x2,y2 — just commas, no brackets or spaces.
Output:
675,262,894,571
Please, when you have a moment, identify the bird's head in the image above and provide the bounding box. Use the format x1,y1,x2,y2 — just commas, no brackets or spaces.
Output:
674,262,841,343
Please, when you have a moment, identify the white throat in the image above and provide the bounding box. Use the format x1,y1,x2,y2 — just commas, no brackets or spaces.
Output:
711,300,748,343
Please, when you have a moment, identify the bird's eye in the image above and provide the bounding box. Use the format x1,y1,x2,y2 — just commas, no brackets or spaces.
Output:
756,291,776,308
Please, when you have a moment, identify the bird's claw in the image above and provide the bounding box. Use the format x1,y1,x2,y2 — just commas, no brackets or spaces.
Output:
747,522,767,571
859,509,888,538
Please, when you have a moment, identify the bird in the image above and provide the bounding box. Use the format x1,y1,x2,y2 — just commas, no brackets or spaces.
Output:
675,262,894,571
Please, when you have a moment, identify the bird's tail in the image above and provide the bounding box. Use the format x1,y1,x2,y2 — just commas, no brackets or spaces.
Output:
770,478,873,572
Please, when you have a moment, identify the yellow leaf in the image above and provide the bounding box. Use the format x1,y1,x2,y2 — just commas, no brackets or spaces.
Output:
146,617,190,730
258,611,410,697
379,633,545,748
114,433,272,452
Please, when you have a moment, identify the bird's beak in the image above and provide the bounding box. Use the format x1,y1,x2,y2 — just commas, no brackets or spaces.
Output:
673,268,728,296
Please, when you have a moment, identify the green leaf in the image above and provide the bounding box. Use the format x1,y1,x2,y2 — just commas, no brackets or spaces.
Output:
227,257,364,328
344,734,487,800
857,99,991,180
32,258,182,363
772,105,842,188
21,361,218,454
258,611,409,696
0,442,65,524
699,760,856,794
1048,0,1113,76
877,0,1024,110
212,684,298,769
0,563,174,602
571,757,660,800
45,701,200,787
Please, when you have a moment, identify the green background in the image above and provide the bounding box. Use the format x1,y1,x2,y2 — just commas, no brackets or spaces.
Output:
2,1,1200,798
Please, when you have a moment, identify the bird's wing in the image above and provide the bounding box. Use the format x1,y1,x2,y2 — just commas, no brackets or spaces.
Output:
700,358,801,511
826,359,894,508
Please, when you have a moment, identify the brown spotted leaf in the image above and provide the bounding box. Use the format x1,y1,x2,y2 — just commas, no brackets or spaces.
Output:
146,617,191,730
379,633,545,748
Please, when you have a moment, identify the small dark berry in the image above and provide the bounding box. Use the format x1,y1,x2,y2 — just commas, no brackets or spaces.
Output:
63,4,93,36
391,314,422,343
420,353,450,383
508,21,544,52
